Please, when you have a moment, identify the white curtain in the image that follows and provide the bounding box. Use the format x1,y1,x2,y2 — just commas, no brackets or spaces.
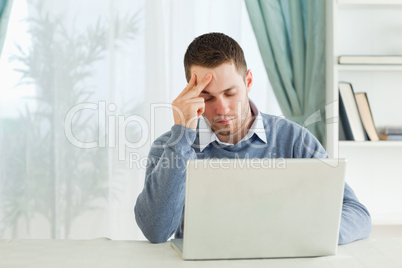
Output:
0,0,281,240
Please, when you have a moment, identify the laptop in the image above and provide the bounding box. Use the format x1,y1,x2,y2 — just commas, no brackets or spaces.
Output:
171,158,346,260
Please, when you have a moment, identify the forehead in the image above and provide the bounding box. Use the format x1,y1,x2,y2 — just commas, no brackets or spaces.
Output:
190,62,244,93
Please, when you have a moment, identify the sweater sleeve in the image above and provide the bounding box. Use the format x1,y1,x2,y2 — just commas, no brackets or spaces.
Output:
338,183,372,245
134,125,197,243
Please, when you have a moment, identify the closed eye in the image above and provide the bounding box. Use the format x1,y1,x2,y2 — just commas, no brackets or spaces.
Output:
201,88,237,102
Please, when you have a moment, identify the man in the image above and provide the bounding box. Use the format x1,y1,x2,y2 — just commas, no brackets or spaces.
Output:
134,32,371,244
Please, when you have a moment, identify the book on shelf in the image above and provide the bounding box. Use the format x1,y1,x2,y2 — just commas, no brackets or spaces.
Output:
338,55,402,65
339,82,368,141
379,134,402,141
354,92,379,141
382,127,402,135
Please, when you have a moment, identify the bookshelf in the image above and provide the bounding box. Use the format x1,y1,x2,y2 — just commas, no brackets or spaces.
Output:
339,141,402,148
337,65,402,71
326,0,402,225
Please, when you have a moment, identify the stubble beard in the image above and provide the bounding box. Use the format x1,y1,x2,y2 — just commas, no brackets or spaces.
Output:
211,99,252,144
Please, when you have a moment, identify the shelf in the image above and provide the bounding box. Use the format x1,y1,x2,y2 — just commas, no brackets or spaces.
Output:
338,0,402,5
339,141,402,147
337,64,402,71
331,0,402,226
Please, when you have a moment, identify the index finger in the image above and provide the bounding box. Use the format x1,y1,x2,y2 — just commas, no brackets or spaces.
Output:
177,73,197,98
192,73,213,96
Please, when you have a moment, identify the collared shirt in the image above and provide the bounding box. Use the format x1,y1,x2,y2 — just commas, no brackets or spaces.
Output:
198,100,268,152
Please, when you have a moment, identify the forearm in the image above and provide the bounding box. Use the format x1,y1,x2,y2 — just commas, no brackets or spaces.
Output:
338,183,372,245
134,125,197,243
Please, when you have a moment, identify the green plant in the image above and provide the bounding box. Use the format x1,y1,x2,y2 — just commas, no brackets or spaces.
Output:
0,1,140,238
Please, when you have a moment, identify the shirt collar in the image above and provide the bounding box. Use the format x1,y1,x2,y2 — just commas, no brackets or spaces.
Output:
198,100,267,152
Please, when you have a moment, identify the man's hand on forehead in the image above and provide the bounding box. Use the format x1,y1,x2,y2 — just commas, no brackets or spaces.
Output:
172,73,213,130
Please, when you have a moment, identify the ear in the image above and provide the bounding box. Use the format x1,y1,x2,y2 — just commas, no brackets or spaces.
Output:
245,69,253,93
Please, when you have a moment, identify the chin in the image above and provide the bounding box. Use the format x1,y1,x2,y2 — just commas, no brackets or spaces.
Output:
219,131,232,137
212,127,232,137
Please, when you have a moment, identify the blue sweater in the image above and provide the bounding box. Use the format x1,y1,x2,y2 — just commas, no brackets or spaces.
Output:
134,113,371,244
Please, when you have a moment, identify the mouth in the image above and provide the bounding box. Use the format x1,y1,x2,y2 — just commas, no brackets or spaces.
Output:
215,118,234,125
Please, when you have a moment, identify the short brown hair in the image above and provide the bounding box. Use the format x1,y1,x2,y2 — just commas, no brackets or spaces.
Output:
184,32,247,82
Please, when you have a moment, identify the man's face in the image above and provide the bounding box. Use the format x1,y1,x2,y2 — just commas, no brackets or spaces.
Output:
191,62,253,144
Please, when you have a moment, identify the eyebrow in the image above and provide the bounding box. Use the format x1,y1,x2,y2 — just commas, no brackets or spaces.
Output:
200,87,237,95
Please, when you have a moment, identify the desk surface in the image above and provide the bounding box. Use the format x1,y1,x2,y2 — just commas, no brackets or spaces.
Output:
1,238,402,268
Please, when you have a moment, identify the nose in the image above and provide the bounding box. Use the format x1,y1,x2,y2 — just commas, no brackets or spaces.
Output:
215,97,230,115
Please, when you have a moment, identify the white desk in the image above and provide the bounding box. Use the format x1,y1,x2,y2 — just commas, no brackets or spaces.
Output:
1,238,401,268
